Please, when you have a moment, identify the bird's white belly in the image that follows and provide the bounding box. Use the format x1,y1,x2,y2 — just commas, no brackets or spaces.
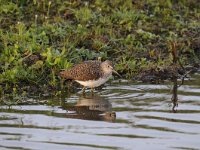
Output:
75,76,111,88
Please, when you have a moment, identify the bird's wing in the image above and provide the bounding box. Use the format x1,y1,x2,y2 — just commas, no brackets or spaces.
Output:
60,61,103,81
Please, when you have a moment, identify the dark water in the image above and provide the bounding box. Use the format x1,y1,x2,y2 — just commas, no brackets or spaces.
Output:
0,74,200,150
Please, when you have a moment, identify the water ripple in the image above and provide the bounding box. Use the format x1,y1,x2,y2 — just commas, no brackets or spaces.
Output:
0,75,200,150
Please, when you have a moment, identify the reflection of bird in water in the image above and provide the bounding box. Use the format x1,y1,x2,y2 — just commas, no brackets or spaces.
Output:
76,94,111,112
60,94,116,122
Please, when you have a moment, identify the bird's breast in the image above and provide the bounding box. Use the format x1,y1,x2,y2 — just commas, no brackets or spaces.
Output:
75,75,111,88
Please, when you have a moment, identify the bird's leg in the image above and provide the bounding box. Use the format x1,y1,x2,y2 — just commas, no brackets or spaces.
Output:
91,87,94,95
82,86,86,94
67,80,73,93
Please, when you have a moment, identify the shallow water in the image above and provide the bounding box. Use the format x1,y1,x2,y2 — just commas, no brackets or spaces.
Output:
0,74,200,150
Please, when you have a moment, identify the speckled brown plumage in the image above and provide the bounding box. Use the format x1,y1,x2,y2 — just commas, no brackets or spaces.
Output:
60,61,104,81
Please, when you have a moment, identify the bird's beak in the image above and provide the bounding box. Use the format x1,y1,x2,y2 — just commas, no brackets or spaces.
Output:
112,69,122,78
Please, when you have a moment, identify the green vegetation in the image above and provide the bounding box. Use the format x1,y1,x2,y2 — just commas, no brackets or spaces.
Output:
0,0,199,94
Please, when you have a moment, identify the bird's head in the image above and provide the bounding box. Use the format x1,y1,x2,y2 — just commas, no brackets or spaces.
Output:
101,60,121,77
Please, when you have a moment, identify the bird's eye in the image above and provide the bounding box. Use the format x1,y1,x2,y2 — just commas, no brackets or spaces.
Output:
107,65,110,68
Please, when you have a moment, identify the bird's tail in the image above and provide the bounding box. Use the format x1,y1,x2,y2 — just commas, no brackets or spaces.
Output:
60,70,71,79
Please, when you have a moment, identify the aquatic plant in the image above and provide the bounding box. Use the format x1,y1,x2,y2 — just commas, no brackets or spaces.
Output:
0,0,199,94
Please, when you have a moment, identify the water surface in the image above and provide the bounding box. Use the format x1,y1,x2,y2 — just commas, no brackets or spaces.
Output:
0,74,200,150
